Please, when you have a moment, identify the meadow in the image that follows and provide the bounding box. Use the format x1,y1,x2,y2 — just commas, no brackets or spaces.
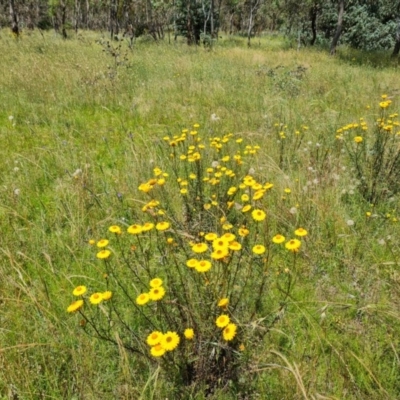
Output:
1,29,400,399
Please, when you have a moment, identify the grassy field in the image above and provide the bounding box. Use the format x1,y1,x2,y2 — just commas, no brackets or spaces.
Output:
1,29,400,399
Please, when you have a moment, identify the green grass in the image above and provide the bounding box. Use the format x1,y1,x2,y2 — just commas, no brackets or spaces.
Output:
1,29,400,399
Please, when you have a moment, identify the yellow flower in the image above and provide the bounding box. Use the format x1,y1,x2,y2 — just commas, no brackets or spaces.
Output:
212,237,230,250
252,244,266,255
67,299,84,313
253,190,265,200
218,298,229,309
205,232,218,241
195,260,212,273
149,286,166,301
222,323,237,341
216,314,230,328
96,249,111,259
242,204,252,213
221,233,236,242
238,227,249,237
97,239,109,248
229,241,242,251
284,188,291,194
150,278,163,288
186,258,198,268
73,285,87,296
211,248,229,260
272,234,285,244
102,291,113,301
239,343,245,351
150,344,166,357
204,203,212,210
354,136,363,143
147,331,163,346
184,328,194,340
252,209,266,222
142,222,155,232
88,239,95,245
241,194,250,202
156,221,170,231
192,242,208,254
89,292,103,305
109,225,122,234
294,228,307,237
222,223,233,230
161,331,180,351
127,224,143,234
136,293,150,305
285,239,301,252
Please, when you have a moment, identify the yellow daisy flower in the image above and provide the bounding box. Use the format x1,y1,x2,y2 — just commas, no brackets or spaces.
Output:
252,244,266,255
205,232,218,241
136,293,150,305
96,249,111,259
97,239,109,248
242,204,252,213
156,221,170,231
184,328,194,340
252,209,266,222
149,286,166,301
211,248,229,260
102,291,113,301
229,241,242,251
186,259,198,268
142,222,155,232
223,323,237,341
72,285,87,296
150,344,166,357
238,227,249,237
147,331,163,346
272,234,286,244
218,298,229,309
192,242,208,254
294,228,307,237
216,314,230,328
149,278,163,288
67,299,84,313
161,331,180,351
127,224,143,234
195,260,212,273
285,239,301,252
89,292,103,305
212,237,230,250
109,225,122,234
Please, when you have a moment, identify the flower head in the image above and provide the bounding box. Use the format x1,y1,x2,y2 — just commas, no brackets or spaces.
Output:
184,328,194,340
285,239,301,252
252,244,266,255
150,278,163,288
149,286,166,301
192,242,208,254
67,299,84,313
222,323,237,341
150,344,166,357
218,298,229,309
147,331,163,346
127,224,143,235
156,221,170,231
252,209,266,222
102,291,113,301
216,314,230,328
272,234,285,244
89,292,103,305
96,249,111,259
195,260,212,273
109,225,121,234
186,259,198,268
161,331,180,351
354,136,363,143
97,239,109,248
294,228,307,237
136,293,150,305
73,285,87,296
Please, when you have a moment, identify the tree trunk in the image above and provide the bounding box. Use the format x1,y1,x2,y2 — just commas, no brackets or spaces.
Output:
392,21,400,58
110,0,118,39
330,0,344,55
309,3,318,46
210,0,214,37
60,0,68,38
9,0,19,36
